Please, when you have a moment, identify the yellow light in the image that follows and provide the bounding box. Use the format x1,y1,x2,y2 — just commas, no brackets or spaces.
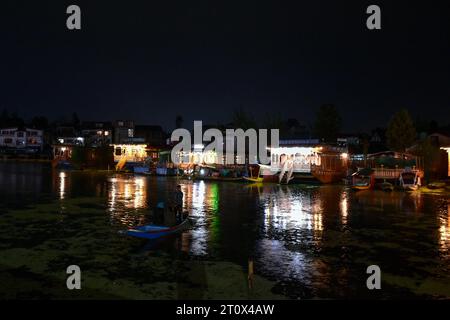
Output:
341,152,348,159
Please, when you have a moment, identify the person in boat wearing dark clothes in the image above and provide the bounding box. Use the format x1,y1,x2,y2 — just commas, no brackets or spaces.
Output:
172,185,184,222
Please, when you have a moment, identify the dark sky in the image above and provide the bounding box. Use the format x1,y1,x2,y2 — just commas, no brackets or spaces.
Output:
1,0,449,132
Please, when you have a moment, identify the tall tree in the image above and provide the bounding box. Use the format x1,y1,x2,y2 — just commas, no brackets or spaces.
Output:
386,109,416,152
30,116,49,130
413,138,440,182
10,112,24,127
313,104,342,143
262,112,286,137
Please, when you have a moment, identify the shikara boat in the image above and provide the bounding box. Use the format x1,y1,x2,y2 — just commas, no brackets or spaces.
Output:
243,165,264,183
351,168,375,191
427,181,446,190
193,175,243,182
399,169,421,191
378,181,394,192
124,218,192,240
243,176,264,183
352,182,371,191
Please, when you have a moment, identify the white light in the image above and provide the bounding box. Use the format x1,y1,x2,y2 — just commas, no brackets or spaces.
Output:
341,153,348,159
200,169,205,175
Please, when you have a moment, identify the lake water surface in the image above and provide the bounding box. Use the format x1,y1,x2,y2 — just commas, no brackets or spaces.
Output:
0,162,449,299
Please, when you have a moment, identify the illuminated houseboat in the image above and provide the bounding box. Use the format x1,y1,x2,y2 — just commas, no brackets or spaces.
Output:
266,139,349,184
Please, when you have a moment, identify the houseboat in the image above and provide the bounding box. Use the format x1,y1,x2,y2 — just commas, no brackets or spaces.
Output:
263,140,349,184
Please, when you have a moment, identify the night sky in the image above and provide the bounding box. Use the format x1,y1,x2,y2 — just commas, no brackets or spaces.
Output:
1,0,449,132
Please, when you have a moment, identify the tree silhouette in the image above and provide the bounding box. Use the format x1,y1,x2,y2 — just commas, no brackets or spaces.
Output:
31,116,49,130
313,104,342,143
231,106,257,130
386,109,416,152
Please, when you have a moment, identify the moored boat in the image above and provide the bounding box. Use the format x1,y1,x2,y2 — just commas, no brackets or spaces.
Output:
378,181,394,192
124,218,192,240
427,181,446,190
194,175,243,182
133,166,150,174
399,169,421,191
243,176,264,183
351,168,375,191
243,165,264,183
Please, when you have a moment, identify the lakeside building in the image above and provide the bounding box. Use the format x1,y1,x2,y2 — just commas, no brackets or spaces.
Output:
113,120,135,144
134,125,166,147
0,127,44,154
408,132,450,179
441,146,450,177
111,124,168,172
80,121,112,147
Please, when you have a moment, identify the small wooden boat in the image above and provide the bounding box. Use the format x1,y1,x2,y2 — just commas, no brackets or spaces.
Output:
379,181,394,192
193,175,243,182
351,168,375,191
352,182,371,191
399,169,421,191
244,165,264,183
133,166,150,174
124,218,192,240
427,182,446,190
243,176,264,183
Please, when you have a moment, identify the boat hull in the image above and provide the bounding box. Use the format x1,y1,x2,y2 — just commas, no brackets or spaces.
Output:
243,176,264,183
312,169,346,184
193,176,243,182
125,218,192,240
402,185,419,191
352,185,371,191
133,166,150,174
377,182,394,192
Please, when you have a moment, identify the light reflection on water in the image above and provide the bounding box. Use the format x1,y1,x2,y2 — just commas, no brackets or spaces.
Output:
64,174,449,263
187,181,208,256
260,186,323,238
439,203,450,252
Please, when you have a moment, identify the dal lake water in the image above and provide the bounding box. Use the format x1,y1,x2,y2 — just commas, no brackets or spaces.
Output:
0,162,449,299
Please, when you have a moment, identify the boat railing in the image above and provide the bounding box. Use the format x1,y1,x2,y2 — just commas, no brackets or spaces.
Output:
373,168,421,179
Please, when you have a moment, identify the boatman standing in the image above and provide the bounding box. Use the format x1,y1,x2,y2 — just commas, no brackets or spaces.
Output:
173,185,184,221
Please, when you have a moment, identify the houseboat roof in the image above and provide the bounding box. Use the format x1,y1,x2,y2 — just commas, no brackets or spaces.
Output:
367,151,417,160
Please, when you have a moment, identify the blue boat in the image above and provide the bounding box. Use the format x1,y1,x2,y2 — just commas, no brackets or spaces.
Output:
124,218,192,240
133,166,150,174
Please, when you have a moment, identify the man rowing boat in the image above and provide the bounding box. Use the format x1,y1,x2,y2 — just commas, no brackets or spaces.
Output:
172,185,184,222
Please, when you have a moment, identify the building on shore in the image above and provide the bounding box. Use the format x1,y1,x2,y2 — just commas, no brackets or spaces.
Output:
441,146,450,177
110,124,168,172
80,121,112,147
0,127,44,154
113,120,135,144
